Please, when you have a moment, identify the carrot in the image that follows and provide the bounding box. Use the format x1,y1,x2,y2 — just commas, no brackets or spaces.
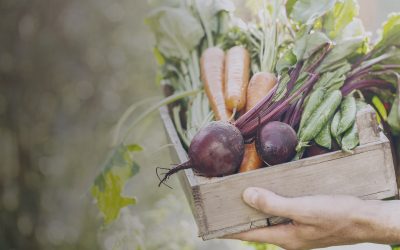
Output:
239,72,277,173
245,72,277,111
200,47,232,121
224,46,251,112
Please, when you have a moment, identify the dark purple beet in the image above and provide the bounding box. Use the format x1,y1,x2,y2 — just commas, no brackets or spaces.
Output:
255,121,297,165
159,121,244,185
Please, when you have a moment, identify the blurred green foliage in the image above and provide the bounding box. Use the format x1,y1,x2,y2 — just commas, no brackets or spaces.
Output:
0,0,398,249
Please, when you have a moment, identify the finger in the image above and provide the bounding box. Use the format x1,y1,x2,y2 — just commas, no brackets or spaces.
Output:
224,223,296,246
242,187,299,220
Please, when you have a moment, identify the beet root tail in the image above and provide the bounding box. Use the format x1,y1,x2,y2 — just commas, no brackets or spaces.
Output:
157,161,192,187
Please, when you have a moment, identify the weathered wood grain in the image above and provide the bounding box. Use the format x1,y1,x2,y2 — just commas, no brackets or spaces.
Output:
160,106,399,241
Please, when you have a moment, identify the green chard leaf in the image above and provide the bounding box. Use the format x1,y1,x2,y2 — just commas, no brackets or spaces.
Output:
290,0,336,24
321,0,359,40
146,7,204,59
91,144,142,225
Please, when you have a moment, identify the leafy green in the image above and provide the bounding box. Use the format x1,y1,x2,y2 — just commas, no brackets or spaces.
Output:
91,144,142,225
314,63,351,90
145,7,204,59
318,36,365,72
371,13,400,57
194,0,235,34
276,49,297,73
285,0,297,17
193,0,235,47
290,0,336,24
293,31,331,61
336,18,365,41
322,0,359,40
388,98,400,135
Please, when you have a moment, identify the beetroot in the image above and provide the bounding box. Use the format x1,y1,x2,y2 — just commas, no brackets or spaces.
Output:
159,121,244,185
255,121,297,165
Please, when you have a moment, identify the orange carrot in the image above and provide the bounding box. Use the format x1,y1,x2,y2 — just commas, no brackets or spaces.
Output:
239,72,277,173
245,72,277,111
224,46,250,112
200,47,232,121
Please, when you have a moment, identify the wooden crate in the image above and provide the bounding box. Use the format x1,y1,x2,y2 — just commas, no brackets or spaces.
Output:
160,106,399,240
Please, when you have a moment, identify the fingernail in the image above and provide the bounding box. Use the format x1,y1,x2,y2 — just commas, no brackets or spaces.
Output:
243,187,259,208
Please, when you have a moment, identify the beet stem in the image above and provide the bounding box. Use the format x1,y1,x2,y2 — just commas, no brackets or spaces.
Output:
347,65,400,84
241,73,320,139
235,62,304,130
289,95,306,128
341,79,394,96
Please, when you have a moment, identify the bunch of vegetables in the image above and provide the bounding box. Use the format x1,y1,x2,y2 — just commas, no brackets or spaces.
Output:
91,0,400,235
151,0,400,183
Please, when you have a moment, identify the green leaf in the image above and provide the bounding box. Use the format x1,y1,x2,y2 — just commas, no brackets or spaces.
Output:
146,7,204,59
195,0,235,32
314,62,351,90
322,0,359,40
388,98,400,135
194,0,235,47
91,144,141,225
336,18,366,41
285,0,297,17
392,245,400,250
318,36,365,73
290,0,336,24
276,49,297,73
293,31,331,61
372,13,400,57
126,144,143,152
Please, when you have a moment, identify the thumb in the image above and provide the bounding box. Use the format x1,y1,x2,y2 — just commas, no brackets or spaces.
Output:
242,187,296,219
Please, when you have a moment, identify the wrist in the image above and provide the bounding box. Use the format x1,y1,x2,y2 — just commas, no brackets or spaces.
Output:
355,200,400,244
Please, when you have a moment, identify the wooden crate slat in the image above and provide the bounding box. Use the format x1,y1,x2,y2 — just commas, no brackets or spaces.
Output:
160,105,399,240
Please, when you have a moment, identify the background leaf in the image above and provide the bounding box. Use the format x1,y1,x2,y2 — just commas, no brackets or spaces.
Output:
146,7,204,59
91,144,141,225
373,13,400,56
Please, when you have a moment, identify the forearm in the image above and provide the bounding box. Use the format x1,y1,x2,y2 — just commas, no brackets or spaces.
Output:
359,200,400,244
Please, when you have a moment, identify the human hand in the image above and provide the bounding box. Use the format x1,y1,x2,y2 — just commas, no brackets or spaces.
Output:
225,187,400,250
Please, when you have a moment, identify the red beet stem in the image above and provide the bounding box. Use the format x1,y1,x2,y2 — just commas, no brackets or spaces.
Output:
341,79,394,96
346,65,400,84
235,62,304,130
289,96,306,128
240,73,320,139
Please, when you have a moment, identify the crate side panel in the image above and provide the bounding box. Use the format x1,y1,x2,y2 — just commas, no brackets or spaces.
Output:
160,107,211,235
199,143,395,233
